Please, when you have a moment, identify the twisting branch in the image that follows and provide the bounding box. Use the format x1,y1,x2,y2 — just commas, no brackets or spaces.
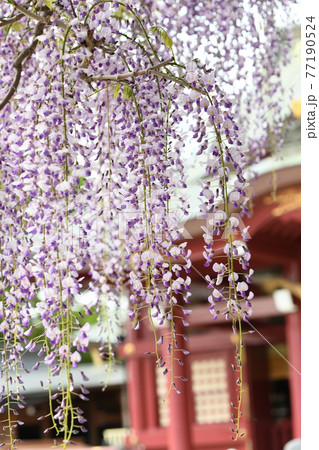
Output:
7,1,67,29
9,1,50,24
81,57,175,82
82,57,206,95
0,13,24,27
0,11,52,111
51,2,73,20
150,69,206,95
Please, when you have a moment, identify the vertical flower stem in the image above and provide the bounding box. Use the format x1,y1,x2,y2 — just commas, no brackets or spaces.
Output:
60,25,75,445
204,88,244,438
0,248,14,448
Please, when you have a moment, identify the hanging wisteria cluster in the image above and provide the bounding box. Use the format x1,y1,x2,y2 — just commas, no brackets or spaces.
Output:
148,0,296,163
0,0,295,447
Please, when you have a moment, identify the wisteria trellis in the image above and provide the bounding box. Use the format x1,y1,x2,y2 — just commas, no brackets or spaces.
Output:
0,0,296,447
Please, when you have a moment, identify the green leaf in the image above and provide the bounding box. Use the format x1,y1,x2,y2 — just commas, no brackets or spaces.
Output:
11,22,22,32
113,83,121,100
150,26,161,35
150,26,173,50
44,0,54,9
163,33,173,50
74,177,85,188
112,5,127,19
123,85,133,99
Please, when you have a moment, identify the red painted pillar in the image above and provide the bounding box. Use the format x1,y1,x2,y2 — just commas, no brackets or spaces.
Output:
285,262,301,439
127,356,146,432
143,357,160,428
168,386,192,450
123,325,146,434
165,317,192,450
285,309,301,438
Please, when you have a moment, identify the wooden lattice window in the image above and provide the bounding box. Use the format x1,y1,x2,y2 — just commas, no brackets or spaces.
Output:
191,358,230,424
155,367,170,427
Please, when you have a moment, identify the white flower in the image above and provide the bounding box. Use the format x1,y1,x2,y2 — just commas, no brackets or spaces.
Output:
237,281,249,292
62,277,77,289
213,289,222,299
170,246,180,257
230,191,240,202
163,272,172,283
213,262,226,273
186,61,197,72
21,277,30,289
56,180,71,193
171,279,181,291
229,216,239,229
210,210,227,225
71,351,81,367
186,72,198,83
216,274,224,286
129,272,143,291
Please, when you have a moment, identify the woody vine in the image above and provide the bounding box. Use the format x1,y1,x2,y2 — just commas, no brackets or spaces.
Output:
0,0,296,448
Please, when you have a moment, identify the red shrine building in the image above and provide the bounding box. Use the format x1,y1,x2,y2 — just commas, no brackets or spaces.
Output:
119,159,301,450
